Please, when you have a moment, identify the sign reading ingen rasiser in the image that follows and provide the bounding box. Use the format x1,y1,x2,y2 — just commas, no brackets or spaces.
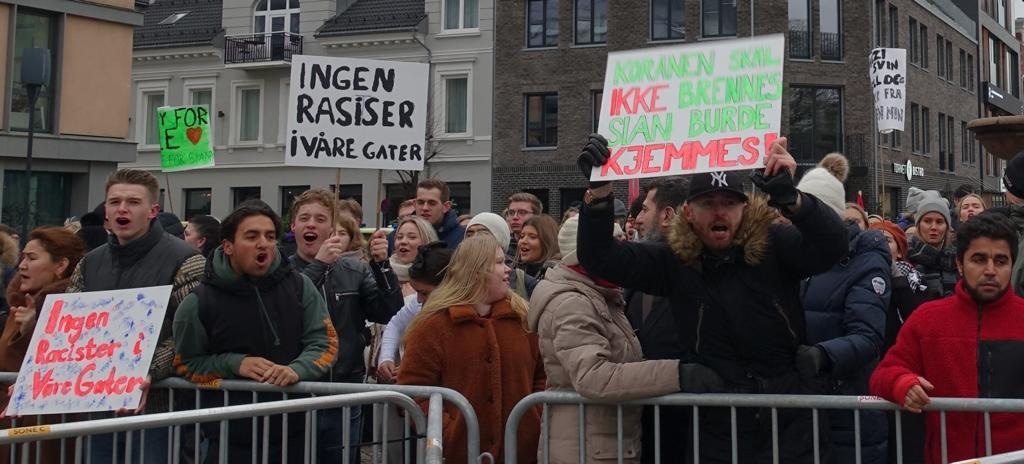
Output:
285,55,429,171
6,286,172,416
591,35,785,182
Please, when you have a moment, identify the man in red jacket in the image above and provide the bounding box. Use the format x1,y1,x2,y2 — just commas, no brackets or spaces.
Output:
870,212,1024,463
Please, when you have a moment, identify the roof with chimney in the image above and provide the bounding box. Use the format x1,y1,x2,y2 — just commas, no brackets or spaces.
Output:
317,0,425,37
133,0,223,49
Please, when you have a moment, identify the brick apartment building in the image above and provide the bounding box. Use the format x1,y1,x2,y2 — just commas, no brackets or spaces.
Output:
492,0,1007,219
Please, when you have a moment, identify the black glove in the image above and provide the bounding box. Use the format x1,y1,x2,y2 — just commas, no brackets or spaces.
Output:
750,170,799,210
678,363,725,393
795,345,829,379
576,134,611,189
907,239,940,268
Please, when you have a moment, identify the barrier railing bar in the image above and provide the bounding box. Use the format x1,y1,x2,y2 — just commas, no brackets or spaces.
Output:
813,408,820,464
730,406,738,464
985,411,992,456
692,405,699,464
426,393,443,464
771,407,779,464
0,392,425,448
855,409,862,464
616,404,623,464
952,449,1024,464
653,405,661,464
941,410,948,464
578,404,585,464
341,406,350,464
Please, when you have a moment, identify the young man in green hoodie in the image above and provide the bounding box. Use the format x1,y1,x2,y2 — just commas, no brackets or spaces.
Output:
173,199,337,463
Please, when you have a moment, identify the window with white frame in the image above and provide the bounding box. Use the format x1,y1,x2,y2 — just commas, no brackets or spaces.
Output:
444,76,469,134
253,0,299,34
233,83,262,144
444,0,478,30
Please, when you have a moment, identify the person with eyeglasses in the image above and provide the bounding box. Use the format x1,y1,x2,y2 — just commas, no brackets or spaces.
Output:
504,192,543,262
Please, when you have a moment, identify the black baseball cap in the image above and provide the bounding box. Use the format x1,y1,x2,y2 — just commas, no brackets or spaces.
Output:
685,170,749,202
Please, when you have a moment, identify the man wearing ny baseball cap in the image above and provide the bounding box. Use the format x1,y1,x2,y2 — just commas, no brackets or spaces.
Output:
1000,150,1024,296
574,134,849,463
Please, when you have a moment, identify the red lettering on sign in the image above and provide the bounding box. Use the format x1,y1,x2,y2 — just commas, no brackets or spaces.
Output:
608,84,670,116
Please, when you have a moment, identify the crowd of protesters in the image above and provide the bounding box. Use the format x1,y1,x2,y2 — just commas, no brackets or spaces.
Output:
0,135,1022,463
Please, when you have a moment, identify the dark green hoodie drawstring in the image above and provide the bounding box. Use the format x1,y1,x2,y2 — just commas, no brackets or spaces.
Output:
253,285,281,347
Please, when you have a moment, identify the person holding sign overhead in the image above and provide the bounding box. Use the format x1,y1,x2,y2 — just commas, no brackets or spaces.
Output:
65,169,205,464
575,134,848,463
0,227,85,464
173,200,337,464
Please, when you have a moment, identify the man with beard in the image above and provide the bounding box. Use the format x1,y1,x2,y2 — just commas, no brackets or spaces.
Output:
625,177,690,463
576,134,848,463
287,188,403,463
870,212,1024,463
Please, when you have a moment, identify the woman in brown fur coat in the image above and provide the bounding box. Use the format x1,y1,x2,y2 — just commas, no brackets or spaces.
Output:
399,235,545,464
0,227,85,464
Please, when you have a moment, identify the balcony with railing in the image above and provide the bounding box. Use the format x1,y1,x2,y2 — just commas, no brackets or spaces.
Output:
224,32,302,68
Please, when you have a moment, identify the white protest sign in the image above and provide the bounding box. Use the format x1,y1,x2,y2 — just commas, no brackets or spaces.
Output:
869,48,907,133
285,55,429,170
6,286,172,416
592,35,784,182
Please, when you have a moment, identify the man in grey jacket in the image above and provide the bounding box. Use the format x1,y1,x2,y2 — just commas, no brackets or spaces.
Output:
287,188,403,463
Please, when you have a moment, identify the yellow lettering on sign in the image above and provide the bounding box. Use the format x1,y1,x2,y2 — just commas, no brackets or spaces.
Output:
8,425,51,437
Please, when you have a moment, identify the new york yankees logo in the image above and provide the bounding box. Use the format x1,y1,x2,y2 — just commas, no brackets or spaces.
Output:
710,171,729,188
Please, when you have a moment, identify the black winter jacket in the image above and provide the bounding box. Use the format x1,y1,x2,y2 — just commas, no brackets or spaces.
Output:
290,255,403,382
801,225,891,464
579,192,848,464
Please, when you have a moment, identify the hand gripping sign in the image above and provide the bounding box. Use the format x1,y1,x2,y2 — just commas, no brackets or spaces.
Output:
158,105,215,172
591,35,785,182
5,286,172,416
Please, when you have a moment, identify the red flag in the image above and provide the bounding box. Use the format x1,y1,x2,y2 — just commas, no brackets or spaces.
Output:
856,190,865,208
628,178,641,206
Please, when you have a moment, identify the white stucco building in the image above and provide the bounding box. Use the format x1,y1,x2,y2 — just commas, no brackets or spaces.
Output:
129,0,493,225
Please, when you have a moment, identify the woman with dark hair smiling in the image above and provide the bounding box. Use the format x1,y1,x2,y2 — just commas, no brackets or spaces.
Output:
516,214,561,280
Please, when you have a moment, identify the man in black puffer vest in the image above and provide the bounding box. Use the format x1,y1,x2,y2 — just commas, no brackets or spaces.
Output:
173,200,337,464
66,169,204,463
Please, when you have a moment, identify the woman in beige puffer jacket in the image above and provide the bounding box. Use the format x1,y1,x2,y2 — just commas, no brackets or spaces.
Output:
527,217,682,463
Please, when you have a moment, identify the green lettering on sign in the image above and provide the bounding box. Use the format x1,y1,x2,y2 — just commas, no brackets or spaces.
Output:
158,105,215,172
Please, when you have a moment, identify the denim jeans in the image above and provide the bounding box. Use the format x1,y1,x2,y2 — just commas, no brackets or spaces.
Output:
318,405,363,463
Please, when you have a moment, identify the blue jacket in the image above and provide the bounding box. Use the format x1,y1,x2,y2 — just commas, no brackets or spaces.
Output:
802,225,892,464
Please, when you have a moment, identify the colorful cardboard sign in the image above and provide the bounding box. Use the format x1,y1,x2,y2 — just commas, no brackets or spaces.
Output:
592,35,785,182
158,105,215,172
870,48,907,133
5,286,173,416
285,55,429,171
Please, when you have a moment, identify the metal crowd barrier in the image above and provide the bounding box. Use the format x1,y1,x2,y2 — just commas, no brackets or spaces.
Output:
0,391,430,464
504,391,1024,464
0,373,488,464
953,449,1024,464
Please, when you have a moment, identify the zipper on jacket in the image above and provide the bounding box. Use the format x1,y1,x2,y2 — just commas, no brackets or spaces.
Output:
773,300,798,342
975,303,983,457
253,285,281,347
695,304,705,354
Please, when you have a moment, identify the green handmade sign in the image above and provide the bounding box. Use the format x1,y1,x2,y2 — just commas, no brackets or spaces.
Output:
158,105,214,172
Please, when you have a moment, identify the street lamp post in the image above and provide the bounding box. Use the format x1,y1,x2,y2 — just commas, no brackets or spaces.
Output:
20,48,50,242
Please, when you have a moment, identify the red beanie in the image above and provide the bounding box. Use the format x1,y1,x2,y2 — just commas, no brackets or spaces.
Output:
870,220,907,260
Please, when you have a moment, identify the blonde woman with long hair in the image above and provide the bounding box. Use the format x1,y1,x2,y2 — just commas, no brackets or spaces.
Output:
398,235,544,463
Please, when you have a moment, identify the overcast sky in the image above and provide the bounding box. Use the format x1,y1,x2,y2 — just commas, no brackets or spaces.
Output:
1016,0,1024,22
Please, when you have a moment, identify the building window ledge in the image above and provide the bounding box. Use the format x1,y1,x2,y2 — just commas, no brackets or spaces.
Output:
521,146,558,152
437,29,481,39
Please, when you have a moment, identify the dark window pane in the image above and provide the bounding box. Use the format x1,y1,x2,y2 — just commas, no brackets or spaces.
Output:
820,0,841,60
593,0,607,43
2,171,71,231
528,0,559,47
789,0,810,58
11,11,56,133
445,0,460,29
575,0,592,44
524,93,558,147
233,186,261,208
448,182,471,216
279,185,309,224
545,0,559,45
789,87,843,164
184,188,212,220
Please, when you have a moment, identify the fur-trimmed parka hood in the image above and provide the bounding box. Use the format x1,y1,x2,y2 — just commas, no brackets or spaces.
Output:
667,194,777,267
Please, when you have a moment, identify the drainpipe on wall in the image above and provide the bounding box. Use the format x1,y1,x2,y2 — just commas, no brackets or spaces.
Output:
411,23,433,179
